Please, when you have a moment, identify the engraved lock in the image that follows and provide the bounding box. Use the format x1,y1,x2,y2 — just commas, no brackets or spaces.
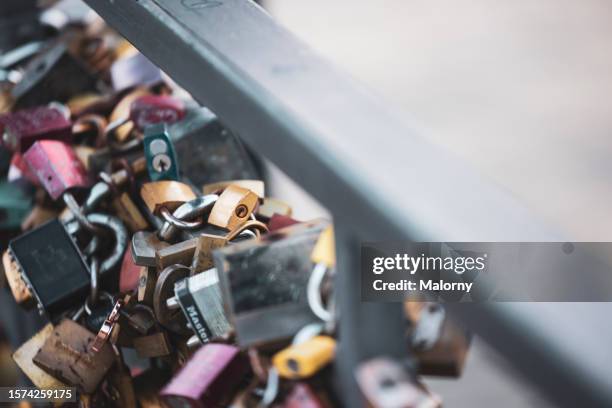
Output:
208,185,259,231
9,218,91,317
11,39,97,110
167,106,262,186
110,48,163,92
356,358,442,408
272,335,336,379
214,219,329,347
0,106,72,152
33,319,115,394
153,264,191,334
407,302,470,377
12,324,68,390
257,197,293,220
140,180,197,215
160,343,249,408
0,181,32,229
202,179,264,199
144,123,180,181
23,140,91,200
2,249,34,306
167,268,231,344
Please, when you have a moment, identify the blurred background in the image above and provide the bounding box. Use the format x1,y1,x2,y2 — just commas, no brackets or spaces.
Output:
263,1,612,406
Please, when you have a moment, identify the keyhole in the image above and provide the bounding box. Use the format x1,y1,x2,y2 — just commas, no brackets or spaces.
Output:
235,204,248,218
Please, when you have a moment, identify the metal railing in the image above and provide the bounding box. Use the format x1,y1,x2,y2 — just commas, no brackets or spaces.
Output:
83,0,612,406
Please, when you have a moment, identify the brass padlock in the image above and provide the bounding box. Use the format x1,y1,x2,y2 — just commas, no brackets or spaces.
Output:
272,335,336,379
2,249,33,306
191,234,227,274
33,319,115,393
155,238,198,271
12,324,67,389
208,185,259,230
112,192,149,232
140,181,197,215
202,179,264,198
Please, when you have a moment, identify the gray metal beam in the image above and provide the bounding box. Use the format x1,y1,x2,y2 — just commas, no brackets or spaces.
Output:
82,0,612,406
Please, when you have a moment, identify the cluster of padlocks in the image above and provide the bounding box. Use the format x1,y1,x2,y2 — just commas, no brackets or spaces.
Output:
0,4,471,407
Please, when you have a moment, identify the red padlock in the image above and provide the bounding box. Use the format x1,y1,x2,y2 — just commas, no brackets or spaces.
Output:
129,95,185,131
8,152,40,186
119,247,144,293
0,106,72,153
23,140,90,200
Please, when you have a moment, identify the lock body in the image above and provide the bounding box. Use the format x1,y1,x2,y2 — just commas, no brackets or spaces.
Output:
0,106,72,152
273,335,336,379
23,140,90,200
144,123,180,181
160,343,248,408
208,184,259,231
9,218,91,317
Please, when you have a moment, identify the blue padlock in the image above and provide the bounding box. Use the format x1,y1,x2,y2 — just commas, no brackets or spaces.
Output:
144,123,180,181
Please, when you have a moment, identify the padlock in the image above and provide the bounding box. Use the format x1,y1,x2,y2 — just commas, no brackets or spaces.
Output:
203,179,264,198
108,87,151,143
272,335,336,379
0,181,32,229
33,319,115,393
283,383,329,408
8,151,40,186
110,48,163,92
167,268,231,344
406,302,470,377
257,197,293,220
0,106,72,152
12,323,67,389
119,246,145,293
132,231,171,267
214,219,328,346
23,140,91,200
130,94,185,131
155,238,198,270
2,249,33,306
191,233,227,273
160,343,249,408
355,357,441,408
208,184,259,231
138,267,157,304
11,39,97,110
140,180,197,215
153,264,191,334
144,123,180,181
167,106,262,186
9,218,91,317
112,192,149,233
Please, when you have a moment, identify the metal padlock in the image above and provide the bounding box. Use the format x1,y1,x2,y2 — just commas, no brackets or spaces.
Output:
214,219,328,346
33,319,115,393
153,264,191,334
355,357,441,408
272,335,336,379
160,343,249,408
257,197,293,220
0,106,72,152
167,106,262,186
156,238,198,270
132,231,171,267
144,123,180,181
208,184,259,231
202,179,264,198
11,39,97,110
166,268,231,344
23,140,90,200
407,302,471,377
12,323,67,389
9,218,91,317
140,180,197,215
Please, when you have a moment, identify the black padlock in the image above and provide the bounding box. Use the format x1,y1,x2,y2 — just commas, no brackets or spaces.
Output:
8,218,91,318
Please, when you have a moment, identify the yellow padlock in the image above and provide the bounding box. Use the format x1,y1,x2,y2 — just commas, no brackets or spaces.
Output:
272,335,336,379
207,185,259,231
140,181,197,215
310,225,335,268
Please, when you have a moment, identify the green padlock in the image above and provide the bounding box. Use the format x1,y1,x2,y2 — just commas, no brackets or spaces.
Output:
0,182,32,229
144,123,180,182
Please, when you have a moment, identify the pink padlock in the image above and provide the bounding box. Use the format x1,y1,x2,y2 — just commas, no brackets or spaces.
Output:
0,106,72,153
23,140,90,200
129,95,185,131
160,344,249,408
